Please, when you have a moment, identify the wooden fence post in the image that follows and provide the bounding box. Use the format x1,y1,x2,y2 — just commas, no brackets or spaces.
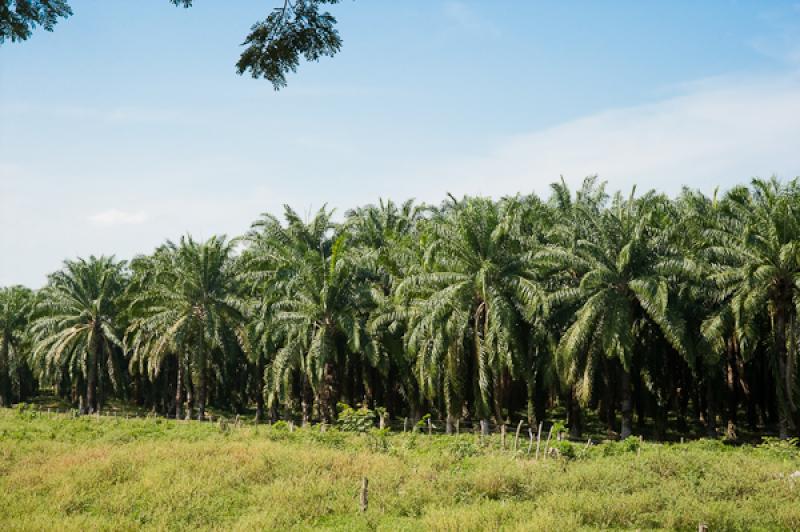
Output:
543,425,553,459
359,477,369,513
514,420,523,451
535,422,543,460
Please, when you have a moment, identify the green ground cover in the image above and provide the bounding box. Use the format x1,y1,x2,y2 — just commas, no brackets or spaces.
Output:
1,408,799,531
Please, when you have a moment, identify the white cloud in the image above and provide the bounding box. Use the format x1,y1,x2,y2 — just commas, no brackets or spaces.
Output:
88,209,149,225
412,75,800,199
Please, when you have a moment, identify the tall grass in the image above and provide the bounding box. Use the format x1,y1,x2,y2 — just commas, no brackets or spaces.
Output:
1,409,798,531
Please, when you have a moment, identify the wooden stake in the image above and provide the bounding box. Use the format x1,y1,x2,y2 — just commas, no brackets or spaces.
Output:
535,422,543,460
403,417,408,433
698,524,708,532
501,424,507,449
527,428,534,455
514,420,523,451
359,477,369,513
543,425,553,459
427,417,432,435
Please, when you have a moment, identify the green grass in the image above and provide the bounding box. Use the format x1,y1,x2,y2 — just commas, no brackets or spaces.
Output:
1,408,799,531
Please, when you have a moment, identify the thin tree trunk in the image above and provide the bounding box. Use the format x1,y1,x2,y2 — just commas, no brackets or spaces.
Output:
446,413,455,435
0,337,10,407
196,348,207,421
320,361,337,424
175,354,184,420
526,378,536,427
620,366,633,439
86,334,99,415
774,307,795,438
602,357,617,435
568,386,583,438
255,357,265,423
706,371,718,438
301,374,312,427
725,339,738,440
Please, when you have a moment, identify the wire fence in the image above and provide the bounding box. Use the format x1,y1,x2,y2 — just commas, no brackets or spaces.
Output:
16,403,583,443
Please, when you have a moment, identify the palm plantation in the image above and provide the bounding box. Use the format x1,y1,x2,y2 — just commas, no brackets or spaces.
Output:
2,179,799,440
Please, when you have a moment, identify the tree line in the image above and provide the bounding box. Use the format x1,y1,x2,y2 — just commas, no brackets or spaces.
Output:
2,176,800,440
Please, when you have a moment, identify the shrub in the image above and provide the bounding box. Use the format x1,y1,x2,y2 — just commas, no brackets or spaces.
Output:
336,403,375,432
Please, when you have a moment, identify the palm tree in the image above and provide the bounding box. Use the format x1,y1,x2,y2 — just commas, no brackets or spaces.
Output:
704,177,800,438
270,232,374,424
346,199,426,419
398,196,542,434
126,236,244,420
542,190,690,438
30,256,126,413
0,285,35,406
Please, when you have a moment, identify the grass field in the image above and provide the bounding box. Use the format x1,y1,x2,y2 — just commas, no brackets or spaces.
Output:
1,408,799,531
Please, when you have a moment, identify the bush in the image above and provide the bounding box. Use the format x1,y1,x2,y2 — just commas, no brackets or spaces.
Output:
757,437,800,459
336,403,375,432
549,440,576,460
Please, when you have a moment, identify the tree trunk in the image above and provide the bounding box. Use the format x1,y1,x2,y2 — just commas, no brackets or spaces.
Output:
196,349,207,421
620,366,633,439
0,337,10,407
254,357,265,423
568,386,583,438
725,339,738,440
175,354,184,420
301,375,312,427
774,307,796,439
705,371,718,438
319,361,337,424
602,357,617,435
86,335,99,415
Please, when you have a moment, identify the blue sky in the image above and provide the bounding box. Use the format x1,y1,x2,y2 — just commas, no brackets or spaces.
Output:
2,0,800,287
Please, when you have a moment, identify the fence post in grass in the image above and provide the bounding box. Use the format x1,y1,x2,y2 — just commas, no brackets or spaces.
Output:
359,477,369,513
514,420,523,451
698,524,708,532
427,417,432,436
527,428,534,455
535,422,543,460
455,418,460,435
543,425,553,459
501,423,507,449
403,417,408,433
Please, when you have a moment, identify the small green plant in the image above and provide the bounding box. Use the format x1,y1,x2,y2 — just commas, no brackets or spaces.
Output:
367,428,391,452
270,420,289,431
337,403,375,432
621,436,641,454
549,439,576,460
757,437,800,458
415,413,431,432
449,439,480,459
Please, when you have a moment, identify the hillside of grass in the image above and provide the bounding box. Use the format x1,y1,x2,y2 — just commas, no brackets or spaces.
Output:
1,408,799,531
